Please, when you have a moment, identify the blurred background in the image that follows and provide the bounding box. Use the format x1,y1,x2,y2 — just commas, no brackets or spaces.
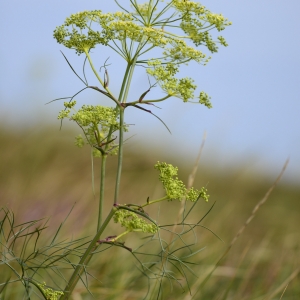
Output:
1,0,300,183
0,1,300,299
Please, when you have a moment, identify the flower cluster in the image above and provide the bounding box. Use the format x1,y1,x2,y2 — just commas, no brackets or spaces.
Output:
58,103,125,156
199,91,212,108
217,36,228,47
53,1,231,59
155,162,209,202
53,10,168,55
54,1,231,105
38,282,64,300
147,60,197,102
114,209,159,233
53,11,116,54
172,0,232,48
70,105,118,128
163,38,208,64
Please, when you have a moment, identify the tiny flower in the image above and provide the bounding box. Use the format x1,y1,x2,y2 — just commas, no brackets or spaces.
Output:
155,161,209,202
114,209,159,233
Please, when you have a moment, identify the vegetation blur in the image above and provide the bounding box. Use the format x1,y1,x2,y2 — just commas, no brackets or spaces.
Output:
0,125,299,299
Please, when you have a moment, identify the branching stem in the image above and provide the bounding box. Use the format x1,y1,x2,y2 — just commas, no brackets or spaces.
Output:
84,49,120,106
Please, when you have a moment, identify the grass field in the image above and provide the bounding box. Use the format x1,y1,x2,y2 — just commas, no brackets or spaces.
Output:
0,126,299,299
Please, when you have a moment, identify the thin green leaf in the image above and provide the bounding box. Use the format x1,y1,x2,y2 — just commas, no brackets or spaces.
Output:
60,51,87,86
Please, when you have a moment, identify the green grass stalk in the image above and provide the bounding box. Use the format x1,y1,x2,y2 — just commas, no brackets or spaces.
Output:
189,159,289,300
97,154,107,231
114,107,125,204
118,63,131,103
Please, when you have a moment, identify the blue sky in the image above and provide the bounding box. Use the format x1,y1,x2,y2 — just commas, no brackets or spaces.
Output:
1,1,300,184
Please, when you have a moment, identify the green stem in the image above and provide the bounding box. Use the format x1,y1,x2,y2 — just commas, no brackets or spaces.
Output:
118,63,132,102
122,63,136,104
114,107,125,204
113,40,148,204
141,196,169,207
130,95,172,105
113,41,149,204
121,42,146,104
112,230,130,242
60,207,117,300
84,49,120,106
84,49,105,87
137,44,156,57
97,154,107,231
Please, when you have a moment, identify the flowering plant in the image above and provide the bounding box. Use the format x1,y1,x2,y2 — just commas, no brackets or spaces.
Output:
55,1,230,298
0,1,231,299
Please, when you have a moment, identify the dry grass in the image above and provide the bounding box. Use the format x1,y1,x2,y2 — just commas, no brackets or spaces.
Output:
0,125,299,299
